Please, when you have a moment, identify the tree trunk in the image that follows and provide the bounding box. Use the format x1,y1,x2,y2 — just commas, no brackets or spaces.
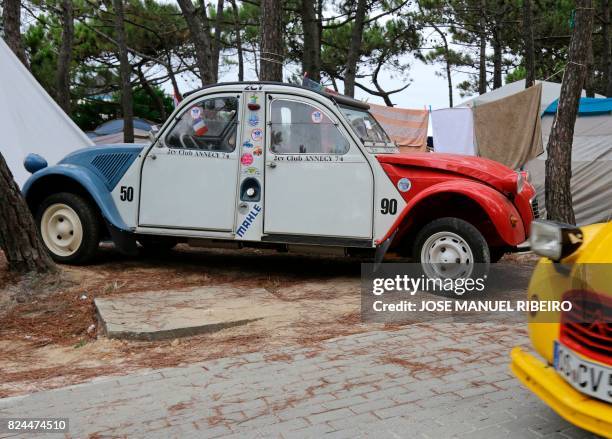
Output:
165,51,182,102
478,0,487,94
259,0,283,81
344,0,367,97
523,0,536,87
136,65,167,121
545,0,594,225
585,33,595,97
211,0,225,82
431,24,453,107
229,0,244,81
112,0,134,143
177,0,215,85
56,0,74,115
302,0,321,82
603,0,612,97
0,153,55,273
492,30,502,89
2,0,28,68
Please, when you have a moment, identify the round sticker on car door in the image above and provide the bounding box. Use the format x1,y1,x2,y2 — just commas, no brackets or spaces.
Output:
397,177,411,192
251,128,263,141
241,153,254,166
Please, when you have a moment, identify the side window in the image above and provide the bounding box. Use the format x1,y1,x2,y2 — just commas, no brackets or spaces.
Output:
270,100,349,154
165,96,238,151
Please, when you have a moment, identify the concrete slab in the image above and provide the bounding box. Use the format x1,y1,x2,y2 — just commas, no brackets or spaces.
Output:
95,286,277,341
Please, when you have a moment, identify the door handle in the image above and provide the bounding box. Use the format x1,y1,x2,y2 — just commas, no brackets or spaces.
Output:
148,153,157,160
266,161,277,168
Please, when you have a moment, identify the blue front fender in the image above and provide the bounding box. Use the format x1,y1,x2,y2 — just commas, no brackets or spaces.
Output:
22,164,130,232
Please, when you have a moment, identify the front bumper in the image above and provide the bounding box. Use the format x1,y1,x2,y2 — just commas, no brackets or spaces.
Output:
510,347,612,438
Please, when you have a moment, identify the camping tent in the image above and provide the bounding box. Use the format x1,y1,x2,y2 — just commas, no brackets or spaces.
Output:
462,80,610,226
92,128,151,145
525,98,612,225
0,39,93,188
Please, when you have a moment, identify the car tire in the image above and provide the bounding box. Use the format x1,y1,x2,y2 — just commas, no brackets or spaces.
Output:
413,217,490,279
137,236,177,253
36,192,100,264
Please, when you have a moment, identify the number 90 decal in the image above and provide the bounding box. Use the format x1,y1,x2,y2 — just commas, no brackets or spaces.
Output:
380,198,397,215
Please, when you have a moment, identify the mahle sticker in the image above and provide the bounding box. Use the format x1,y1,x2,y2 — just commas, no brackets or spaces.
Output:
251,128,263,141
311,110,323,124
397,177,411,192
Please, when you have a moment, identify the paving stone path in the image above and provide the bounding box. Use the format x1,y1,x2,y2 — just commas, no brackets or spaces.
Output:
0,324,597,438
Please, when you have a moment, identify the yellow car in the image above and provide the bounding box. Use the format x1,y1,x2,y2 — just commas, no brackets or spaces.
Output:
511,220,612,438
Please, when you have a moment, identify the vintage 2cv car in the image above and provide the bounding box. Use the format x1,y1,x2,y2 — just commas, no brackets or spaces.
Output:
22,82,536,276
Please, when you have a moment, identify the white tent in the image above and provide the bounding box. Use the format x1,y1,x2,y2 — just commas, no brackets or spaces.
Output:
0,39,93,188
461,80,611,226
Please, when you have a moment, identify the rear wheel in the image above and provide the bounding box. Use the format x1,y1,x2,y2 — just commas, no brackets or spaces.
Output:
36,192,100,264
413,217,490,279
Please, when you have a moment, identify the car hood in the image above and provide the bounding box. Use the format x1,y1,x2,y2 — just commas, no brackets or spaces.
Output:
377,152,519,193
59,144,146,164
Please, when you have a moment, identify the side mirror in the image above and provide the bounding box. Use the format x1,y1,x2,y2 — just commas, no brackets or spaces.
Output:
149,125,160,143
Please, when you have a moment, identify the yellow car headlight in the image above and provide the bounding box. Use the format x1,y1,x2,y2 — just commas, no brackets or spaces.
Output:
529,220,584,261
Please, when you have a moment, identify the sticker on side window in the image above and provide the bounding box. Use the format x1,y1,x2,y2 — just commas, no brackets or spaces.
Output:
190,107,201,119
311,110,323,124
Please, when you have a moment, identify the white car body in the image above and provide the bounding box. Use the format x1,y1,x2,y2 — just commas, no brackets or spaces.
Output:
111,83,405,249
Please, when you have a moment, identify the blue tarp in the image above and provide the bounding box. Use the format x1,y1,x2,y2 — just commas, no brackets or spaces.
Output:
93,118,153,136
543,97,612,115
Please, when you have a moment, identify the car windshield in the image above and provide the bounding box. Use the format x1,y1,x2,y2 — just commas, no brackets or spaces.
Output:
339,105,392,144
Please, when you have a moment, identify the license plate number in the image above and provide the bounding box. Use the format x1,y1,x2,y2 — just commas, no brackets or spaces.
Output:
554,341,612,403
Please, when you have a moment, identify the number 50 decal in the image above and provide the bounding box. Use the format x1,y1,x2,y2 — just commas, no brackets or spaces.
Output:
120,186,134,202
380,198,397,215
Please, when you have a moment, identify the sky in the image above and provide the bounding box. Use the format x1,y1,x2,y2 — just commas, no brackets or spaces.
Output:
167,52,475,111
154,0,480,111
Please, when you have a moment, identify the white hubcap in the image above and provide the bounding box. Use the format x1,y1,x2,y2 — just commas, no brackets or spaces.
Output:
40,203,83,257
421,231,474,279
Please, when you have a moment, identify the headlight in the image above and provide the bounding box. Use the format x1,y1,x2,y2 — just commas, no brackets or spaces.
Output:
529,220,583,261
516,171,524,193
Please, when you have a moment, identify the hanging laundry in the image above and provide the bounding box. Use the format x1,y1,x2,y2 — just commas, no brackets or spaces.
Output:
369,104,429,151
431,108,477,156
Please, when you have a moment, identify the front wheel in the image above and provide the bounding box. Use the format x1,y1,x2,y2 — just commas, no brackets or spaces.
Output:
413,217,490,279
36,192,100,264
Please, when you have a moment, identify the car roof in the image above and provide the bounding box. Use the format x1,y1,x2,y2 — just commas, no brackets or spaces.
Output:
183,81,370,110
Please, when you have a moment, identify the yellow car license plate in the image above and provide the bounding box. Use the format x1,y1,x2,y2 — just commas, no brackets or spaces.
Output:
554,341,612,403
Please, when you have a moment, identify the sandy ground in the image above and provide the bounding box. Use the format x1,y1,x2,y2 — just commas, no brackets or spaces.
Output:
0,246,538,398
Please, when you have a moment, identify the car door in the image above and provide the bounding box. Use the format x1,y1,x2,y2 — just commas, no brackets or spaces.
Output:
263,94,374,240
139,93,241,231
